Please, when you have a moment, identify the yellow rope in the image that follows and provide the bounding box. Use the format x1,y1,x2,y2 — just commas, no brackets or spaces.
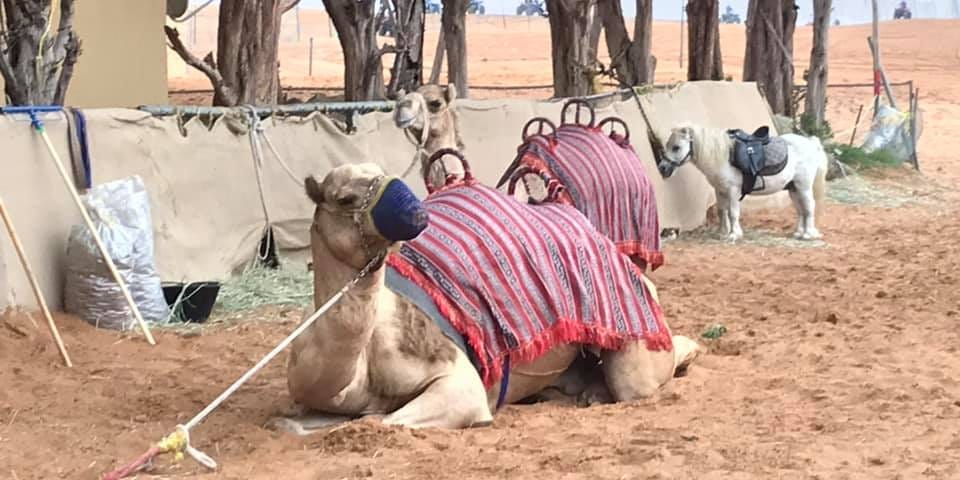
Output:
35,0,58,83
155,426,189,462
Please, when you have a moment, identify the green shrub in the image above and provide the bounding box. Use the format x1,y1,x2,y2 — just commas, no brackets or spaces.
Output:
799,113,834,141
830,143,900,169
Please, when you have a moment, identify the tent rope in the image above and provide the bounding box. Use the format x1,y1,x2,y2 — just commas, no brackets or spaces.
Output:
102,253,386,479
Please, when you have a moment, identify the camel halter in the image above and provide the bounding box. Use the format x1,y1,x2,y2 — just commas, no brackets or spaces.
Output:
313,173,427,266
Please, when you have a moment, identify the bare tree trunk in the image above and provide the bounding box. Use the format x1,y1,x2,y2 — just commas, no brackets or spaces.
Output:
635,0,655,83
0,0,82,105
441,0,468,97
804,0,830,127
686,0,723,81
587,1,603,63
545,0,594,97
429,28,446,84
743,0,796,115
324,0,385,101
165,0,301,106
598,0,653,86
386,0,426,97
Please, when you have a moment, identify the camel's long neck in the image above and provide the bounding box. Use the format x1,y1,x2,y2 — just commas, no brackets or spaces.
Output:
309,231,384,349
416,111,465,189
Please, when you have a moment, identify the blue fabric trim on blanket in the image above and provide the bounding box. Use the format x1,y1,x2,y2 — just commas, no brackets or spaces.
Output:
385,266,482,373
73,109,92,188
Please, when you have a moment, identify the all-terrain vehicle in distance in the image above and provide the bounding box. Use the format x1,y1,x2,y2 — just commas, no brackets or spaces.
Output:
720,5,741,24
517,0,547,16
467,0,485,14
894,1,912,19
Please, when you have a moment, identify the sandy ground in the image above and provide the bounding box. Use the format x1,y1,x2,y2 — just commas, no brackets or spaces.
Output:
1,14,959,480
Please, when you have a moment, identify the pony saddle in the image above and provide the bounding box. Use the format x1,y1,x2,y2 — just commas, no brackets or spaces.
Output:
727,126,789,199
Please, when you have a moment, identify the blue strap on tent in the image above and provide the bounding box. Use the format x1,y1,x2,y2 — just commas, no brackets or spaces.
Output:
72,108,93,189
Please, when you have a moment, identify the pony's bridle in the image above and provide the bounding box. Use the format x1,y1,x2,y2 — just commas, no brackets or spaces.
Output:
663,139,694,169
312,175,390,269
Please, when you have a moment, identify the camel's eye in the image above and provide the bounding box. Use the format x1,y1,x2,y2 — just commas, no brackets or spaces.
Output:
336,194,359,207
427,100,442,111
672,145,681,152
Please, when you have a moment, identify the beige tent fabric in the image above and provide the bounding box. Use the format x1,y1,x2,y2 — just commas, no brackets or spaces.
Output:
0,81,786,310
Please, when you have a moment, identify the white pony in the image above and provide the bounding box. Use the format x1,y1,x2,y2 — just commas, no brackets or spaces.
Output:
657,122,828,242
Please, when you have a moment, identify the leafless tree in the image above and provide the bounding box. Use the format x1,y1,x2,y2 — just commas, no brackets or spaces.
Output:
441,0,468,98
0,0,82,105
597,0,655,86
744,0,798,115
385,0,426,97
686,0,723,81
165,0,300,106
545,0,594,97
804,0,831,128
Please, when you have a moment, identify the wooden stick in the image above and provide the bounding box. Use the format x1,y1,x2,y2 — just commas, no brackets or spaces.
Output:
429,28,446,85
849,104,864,146
36,126,157,345
867,36,897,111
0,198,73,367
910,87,920,171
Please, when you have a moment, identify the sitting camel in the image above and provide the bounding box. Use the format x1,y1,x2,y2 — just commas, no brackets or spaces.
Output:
272,160,701,433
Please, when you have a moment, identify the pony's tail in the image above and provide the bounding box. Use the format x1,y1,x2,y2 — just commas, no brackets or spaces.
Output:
811,137,828,214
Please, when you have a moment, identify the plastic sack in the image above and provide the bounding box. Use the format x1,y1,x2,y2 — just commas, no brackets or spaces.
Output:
64,176,170,330
861,104,916,164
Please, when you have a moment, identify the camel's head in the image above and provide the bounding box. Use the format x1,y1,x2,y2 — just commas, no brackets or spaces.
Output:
659,125,695,178
393,83,457,132
305,163,428,270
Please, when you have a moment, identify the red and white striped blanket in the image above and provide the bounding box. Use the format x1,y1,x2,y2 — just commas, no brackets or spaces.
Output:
386,179,672,389
511,124,664,271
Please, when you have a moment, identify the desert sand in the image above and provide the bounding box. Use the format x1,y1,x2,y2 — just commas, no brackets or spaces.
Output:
1,12,959,480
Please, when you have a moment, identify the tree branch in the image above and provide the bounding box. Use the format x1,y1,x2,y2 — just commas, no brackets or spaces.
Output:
164,25,236,105
53,33,79,104
281,0,301,13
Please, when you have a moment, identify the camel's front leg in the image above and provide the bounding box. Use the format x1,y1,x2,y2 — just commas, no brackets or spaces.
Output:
382,357,492,429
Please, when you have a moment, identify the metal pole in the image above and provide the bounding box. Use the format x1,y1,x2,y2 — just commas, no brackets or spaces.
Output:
137,101,397,118
871,0,880,117
296,5,301,42
191,14,198,45
309,37,314,77
679,2,685,69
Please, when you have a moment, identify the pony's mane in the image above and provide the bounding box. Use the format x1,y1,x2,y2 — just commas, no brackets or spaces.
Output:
678,122,734,170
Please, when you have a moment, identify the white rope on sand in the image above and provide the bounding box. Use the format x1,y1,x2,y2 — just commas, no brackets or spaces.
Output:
106,254,384,477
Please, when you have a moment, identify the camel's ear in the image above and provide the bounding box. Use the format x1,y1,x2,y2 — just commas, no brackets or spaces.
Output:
678,126,693,138
397,88,407,99
445,83,458,103
305,175,325,205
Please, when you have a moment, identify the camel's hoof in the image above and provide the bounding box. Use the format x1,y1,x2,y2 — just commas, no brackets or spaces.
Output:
800,231,823,241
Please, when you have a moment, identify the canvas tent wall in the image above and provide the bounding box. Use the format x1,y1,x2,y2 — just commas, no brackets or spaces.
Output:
0,81,786,311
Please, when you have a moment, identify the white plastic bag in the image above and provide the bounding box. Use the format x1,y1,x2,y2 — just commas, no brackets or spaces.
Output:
64,176,170,330
861,104,917,164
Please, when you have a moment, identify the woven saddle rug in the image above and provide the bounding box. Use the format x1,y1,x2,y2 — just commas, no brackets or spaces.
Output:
385,180,672,389
512,124,664,271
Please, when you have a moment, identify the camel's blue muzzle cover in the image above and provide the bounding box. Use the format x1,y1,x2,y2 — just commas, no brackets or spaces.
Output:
368,176,429,241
